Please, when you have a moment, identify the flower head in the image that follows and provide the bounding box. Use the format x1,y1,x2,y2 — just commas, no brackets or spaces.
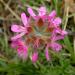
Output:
11,6,67,62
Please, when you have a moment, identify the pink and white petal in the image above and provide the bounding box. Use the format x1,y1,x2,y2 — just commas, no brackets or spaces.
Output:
11,25,22,32
21,13,28,27
38,7,46,16
53,17,62,26
11,32,25,40
49,10,56,18
27,7,36,18
45,46,50,61
31,51,38,63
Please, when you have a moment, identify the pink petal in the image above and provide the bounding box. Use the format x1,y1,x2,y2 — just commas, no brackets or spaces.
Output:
21,13,28,27
54,28,68,35
53,17,62,26
49,10,56,18
17,45,28,60
54,36,64,41
50,43,62,52
54,28,61,34
11,39,23,48
45,46,50,61
50,33,57,42
27,8,36,18
61,30,68,35
11,32,25,40
34,38,40,48
11,40,18,48
31,52,38,63
38,7,46,16
51,33,64,41
11,25,22,32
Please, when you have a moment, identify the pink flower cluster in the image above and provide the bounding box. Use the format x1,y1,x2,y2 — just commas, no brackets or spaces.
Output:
11,7,67,63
